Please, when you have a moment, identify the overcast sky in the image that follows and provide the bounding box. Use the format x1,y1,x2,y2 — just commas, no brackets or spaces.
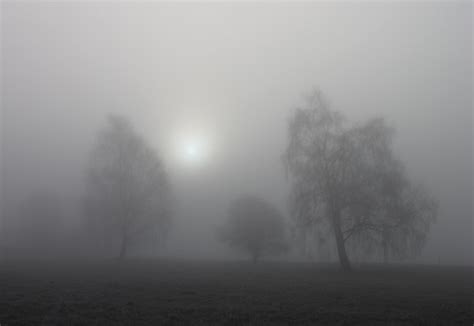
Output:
1,1,472,263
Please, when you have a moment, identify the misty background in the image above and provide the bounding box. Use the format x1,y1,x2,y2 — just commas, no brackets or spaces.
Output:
1,1,472,264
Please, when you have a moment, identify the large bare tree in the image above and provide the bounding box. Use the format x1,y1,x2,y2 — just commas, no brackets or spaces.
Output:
284,90,437,270
84,115,172,258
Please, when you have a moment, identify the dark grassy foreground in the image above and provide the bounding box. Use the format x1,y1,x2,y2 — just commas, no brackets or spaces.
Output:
0,259,471,325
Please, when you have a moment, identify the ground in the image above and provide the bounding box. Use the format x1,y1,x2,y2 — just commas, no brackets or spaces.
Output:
0,259,471,325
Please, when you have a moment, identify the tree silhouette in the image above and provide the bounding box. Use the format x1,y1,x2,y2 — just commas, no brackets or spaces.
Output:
84,114,172,258
219,195,288,263
284,89,437,270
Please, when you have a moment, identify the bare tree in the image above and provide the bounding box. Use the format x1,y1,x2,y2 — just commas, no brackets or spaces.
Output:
84,115,172,258
284,89,437,270
219,195,288,263
342,119,438,264
12,191,63,257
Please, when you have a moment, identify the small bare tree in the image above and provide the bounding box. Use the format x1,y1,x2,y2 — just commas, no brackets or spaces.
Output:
15,191,63,256
84,114,172,258
219,195,288,263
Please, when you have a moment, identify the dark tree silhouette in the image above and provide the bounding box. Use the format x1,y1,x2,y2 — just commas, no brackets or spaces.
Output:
284,89,437,270
219,195,288,263
84,115,172,258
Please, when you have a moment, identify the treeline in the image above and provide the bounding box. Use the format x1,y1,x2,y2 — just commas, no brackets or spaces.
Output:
0,89,437,270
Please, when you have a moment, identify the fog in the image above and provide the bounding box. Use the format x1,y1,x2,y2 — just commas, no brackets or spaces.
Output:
1,1,472,264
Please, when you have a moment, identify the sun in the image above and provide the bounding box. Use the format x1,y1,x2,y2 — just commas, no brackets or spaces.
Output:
169,118,215,168
177,134,210,166
183,141,203,162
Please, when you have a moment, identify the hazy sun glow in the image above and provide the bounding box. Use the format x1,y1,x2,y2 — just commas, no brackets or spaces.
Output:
176,132,211,166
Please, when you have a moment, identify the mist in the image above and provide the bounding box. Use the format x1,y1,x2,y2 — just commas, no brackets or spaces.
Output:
3,1,471,265
1,1,472,324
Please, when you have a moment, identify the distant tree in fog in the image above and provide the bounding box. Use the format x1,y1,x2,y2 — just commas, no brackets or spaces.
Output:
219,196,288,263
84,115,172,258
15,191,63,256
284,89,437,270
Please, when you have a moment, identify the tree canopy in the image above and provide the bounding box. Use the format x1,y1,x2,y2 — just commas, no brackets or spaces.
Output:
284,90,437,270
219,195,288,263
84,115,172,258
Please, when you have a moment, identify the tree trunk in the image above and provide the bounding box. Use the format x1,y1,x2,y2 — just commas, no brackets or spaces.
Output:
332,211,351,271
251,253,259,264
382,227,389,264
383,243,388,264
119,236,128,259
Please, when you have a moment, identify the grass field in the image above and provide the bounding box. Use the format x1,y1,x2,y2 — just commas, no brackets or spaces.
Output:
0,259,471,325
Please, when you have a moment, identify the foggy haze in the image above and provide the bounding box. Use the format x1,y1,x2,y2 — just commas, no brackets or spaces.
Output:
1,1,472,264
